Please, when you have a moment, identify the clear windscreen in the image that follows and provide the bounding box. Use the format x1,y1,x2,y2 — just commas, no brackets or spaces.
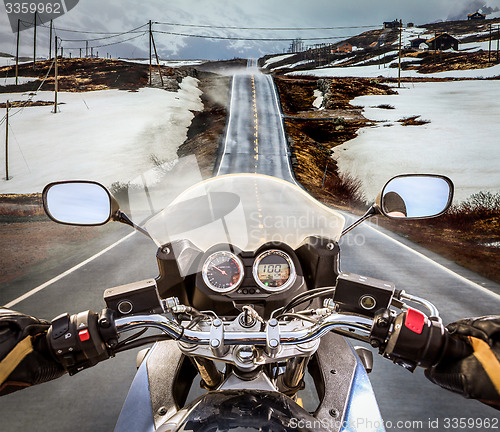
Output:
123,157,345,276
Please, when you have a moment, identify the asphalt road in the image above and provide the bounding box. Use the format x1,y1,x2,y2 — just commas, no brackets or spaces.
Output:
217,60,295,182
1,61,499,432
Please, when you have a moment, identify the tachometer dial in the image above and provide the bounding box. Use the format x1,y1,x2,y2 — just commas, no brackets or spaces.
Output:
202,251,244,293
253,249,296,292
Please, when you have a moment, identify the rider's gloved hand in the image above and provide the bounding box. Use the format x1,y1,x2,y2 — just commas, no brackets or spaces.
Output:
425,315,500,410
0,308,65,396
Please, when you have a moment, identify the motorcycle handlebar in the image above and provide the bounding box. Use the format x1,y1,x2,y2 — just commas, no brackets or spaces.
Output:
49,308,473,375
114,313,375,346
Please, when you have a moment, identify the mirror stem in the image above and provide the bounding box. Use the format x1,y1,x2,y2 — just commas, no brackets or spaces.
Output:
340,205,380,237
113,210,154,241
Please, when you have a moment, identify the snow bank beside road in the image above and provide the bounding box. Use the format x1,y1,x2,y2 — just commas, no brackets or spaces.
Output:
291,62,500,79
334,81,500,203
0,76,202,193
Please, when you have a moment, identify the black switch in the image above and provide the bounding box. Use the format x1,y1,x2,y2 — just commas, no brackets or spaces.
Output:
51,313,70,339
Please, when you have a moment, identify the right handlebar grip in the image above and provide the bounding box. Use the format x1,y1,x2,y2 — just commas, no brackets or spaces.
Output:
438,330,473,365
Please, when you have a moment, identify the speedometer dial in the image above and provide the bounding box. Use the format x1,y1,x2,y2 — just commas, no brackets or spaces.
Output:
253,249,296,292
202,251,244,293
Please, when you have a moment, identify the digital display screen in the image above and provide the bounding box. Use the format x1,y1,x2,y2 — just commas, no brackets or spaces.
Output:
258,262,290,287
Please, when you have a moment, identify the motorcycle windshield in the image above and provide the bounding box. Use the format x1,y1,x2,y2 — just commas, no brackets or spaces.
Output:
143,173,345,254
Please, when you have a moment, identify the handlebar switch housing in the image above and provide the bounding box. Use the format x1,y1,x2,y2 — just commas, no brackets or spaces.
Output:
382,308,446,371
48,309,117,375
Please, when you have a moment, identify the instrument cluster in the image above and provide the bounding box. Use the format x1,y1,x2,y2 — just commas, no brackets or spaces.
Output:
198,243,301,300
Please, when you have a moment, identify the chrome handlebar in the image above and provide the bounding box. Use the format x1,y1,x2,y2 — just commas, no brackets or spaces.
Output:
115,313,374,347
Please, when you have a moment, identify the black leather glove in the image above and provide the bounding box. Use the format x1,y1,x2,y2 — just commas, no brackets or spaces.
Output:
0,308,65,396
425,315,500,410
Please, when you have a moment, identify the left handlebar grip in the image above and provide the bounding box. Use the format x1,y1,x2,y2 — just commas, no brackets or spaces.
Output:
47,309,117,375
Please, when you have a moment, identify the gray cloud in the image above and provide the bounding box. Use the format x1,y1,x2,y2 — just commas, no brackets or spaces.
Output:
1,0,500,60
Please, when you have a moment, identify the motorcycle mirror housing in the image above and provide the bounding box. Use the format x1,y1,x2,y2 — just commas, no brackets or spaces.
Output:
42,181,118,226
341,174,454,237
377,174,454,220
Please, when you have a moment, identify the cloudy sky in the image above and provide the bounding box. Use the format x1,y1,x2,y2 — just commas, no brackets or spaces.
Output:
1,0,499,60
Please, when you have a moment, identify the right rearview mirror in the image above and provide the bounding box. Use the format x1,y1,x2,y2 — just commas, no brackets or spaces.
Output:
379,175,454,219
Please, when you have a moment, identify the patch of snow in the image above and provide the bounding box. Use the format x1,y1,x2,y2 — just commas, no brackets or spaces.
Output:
312,89,323,109
0,76,38,86
123,59,206,67
483,241,500,248
332,81,500,204
0,76,203,193
263,54,294,68
290,62,500,79
274,59,314,70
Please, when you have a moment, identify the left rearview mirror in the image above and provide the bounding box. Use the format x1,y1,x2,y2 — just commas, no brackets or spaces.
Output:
42,181,116,226
379,174,454,219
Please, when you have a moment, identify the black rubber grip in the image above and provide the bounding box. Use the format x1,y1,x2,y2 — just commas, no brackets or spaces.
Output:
439,330,473,364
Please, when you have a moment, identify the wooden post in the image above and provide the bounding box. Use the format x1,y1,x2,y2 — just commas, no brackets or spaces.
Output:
53,36,58,114
398,19,402,88
489,24,492,63
86,40,88,58
15,19,20,86
149,20,152,86
321,160,328,189
80,48,82,58
49,20,53,59
91,47,93,58
5,100,9,180
497,25,499,61
151,31,164,86
33,12,37,69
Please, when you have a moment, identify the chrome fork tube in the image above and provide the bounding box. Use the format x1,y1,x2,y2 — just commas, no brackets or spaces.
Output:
282,355,310,391
190,356,223,390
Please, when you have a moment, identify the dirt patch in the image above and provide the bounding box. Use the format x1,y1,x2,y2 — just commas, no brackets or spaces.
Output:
177,71,230,178
0,58,198,93
275,76,393,208
398,116,431,126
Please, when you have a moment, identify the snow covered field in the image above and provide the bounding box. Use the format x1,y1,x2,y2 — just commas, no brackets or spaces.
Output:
0,76,202,193
292,62,500,79
333,80,500,203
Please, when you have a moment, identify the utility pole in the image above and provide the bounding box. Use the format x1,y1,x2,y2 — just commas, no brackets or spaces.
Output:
49,20,53,59
33,12,37,69
151,31,164,86
149,20,152,86
398,19,402,88
91,47,93,58
497,25,499,61
4,100,9,180
489,24,492,63
86,40,88,58
15,19,20,85
53,36,58,114
79,48,82,58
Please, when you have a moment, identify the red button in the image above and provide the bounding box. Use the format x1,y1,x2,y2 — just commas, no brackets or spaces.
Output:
78,329,90,342
405,308,426,334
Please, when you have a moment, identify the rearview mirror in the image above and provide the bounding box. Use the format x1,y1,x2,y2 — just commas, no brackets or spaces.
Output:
42,181,115,226
379,175,454,219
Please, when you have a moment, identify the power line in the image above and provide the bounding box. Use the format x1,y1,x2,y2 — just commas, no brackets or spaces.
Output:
34,21,148,35
56,24,149,42
153,30,354,42
62,32,147,50
154,22,380,31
